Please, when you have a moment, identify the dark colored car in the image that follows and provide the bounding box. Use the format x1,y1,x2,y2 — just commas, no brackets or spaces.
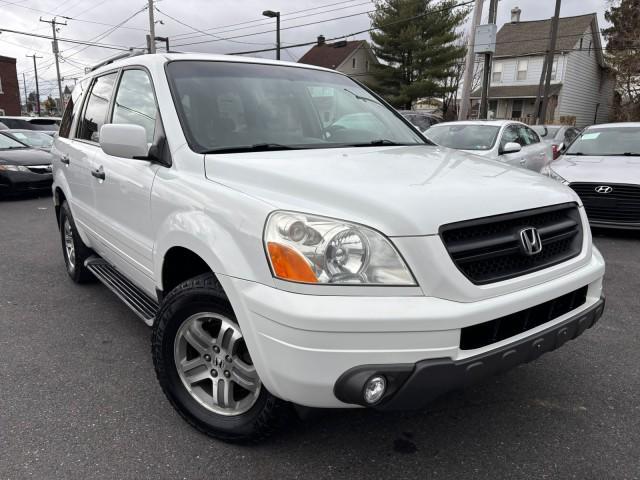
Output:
0,117,60,136
1,130,55,152
531,125,581,159
0,133,53,197
398,110,443,131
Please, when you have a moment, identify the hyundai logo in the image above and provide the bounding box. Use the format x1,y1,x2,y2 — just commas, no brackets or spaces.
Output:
595,185,613,194
519,227,542,256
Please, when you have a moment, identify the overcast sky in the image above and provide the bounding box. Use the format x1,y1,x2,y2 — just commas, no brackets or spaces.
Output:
0,0,611,100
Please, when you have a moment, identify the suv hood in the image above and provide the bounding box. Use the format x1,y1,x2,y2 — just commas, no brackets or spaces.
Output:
205,145,579,236
552,155,640,184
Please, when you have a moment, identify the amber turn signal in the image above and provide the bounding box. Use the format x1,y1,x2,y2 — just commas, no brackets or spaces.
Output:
267,242,318,283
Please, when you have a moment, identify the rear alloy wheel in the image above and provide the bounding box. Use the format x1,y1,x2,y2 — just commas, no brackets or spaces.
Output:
59,201,94,283
152,273,291,442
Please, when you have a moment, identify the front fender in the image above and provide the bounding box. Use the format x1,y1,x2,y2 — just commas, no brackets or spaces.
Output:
153,209,276,292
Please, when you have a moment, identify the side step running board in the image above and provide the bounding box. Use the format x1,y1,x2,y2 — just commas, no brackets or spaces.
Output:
85,256,158,326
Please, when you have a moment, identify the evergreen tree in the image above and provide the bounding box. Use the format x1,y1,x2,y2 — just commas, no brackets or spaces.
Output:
369,0,469,108
603,0,640,120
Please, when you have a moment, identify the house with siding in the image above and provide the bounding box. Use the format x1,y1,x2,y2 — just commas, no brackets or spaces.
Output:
298,36,378,84
470,9,615,128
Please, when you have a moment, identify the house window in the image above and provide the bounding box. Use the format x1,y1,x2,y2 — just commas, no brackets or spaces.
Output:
492,62,503,82
365,60,369,72
512,99,523,119
551,59,558,80
588,41,592,55
516,59,528,81
0,76,3,94
0,109,4,115
352,57,356,69
579,38,583,50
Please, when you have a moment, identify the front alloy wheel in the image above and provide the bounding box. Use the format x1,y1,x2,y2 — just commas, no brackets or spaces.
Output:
152,273,291,442
174,313,261,416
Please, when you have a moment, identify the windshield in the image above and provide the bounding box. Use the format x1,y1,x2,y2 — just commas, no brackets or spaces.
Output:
566,127,640,156
9,131,54,148
0,133,28,149
166,61,426,153
28,119,59,131
531,126,561,138
426,124,500,150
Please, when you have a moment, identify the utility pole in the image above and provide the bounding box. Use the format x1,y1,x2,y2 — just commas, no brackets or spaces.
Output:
40,17,66,115
479,0,498,119
25,54,42,116
147,0,156,53
22,72,28,114
458,0,484,120
539,0,562,124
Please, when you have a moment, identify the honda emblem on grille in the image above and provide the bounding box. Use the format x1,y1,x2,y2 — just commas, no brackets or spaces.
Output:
519,227,542,256
595,185,613,194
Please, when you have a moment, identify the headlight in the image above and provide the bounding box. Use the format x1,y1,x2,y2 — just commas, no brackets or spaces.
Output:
264,211,416,285
0,165,29,172
540,165,568,184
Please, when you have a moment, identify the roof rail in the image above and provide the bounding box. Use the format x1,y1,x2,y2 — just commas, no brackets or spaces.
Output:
86,49,146,74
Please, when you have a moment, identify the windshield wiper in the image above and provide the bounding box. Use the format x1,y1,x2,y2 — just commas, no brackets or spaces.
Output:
565,152,584,155
343,88,381,105
346,139,409,147
203,143,303,154
622,152,640,156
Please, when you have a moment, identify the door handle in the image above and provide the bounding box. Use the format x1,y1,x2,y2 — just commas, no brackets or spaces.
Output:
60,155,70,165
519,159,526,165
91,166,105,180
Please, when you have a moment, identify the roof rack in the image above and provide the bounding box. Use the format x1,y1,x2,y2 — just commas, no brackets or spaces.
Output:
86,49,147,74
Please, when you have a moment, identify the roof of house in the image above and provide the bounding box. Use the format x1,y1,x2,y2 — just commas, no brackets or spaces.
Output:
471,84,563,99
298,40,367,69
495,13,597,58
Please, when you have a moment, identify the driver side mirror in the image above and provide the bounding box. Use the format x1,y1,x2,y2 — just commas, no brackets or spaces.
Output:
501,142,522,154
99,124,149,159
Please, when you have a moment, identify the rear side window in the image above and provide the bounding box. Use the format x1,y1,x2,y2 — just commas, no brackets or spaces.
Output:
77,72,118,142
59,81,87,138
111,69,157,143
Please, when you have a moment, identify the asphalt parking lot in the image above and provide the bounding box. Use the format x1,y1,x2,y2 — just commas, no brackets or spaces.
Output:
1,195,639,480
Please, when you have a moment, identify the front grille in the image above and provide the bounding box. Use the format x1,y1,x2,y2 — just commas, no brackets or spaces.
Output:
570,183,640,224
461,285,588,350
440,203,583,285
26,165,52,175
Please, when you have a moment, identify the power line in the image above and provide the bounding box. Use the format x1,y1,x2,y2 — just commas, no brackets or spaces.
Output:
0,27,132,50
224,0,475,55
169,0,374,43
168,0,373,41
173,8,375,48
155,6,268,46
0,0,147,31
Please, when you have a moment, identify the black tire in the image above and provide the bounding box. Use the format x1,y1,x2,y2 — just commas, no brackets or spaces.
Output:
59,201,95,283
152,273,292,443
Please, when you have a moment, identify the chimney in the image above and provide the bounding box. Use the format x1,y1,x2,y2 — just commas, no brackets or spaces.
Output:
317,35,325,46
511,7,521,23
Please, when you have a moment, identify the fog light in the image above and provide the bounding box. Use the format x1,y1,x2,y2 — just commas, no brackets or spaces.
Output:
363,375,386,404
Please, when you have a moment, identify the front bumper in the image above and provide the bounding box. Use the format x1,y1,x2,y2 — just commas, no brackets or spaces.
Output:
334,296,605,409
219,248,605,409
0,170,52,194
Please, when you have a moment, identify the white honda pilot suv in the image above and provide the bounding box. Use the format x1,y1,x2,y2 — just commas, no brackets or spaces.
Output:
52,53,605,442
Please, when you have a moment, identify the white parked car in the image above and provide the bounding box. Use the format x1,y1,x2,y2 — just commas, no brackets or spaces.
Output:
51,53,605,442
542,122,640,229
425,120,552,172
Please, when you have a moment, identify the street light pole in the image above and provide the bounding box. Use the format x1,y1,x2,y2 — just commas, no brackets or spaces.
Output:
262,10,280,60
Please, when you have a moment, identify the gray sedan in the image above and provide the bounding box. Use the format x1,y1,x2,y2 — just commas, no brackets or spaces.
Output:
531,125,582,159
542,122,640,230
